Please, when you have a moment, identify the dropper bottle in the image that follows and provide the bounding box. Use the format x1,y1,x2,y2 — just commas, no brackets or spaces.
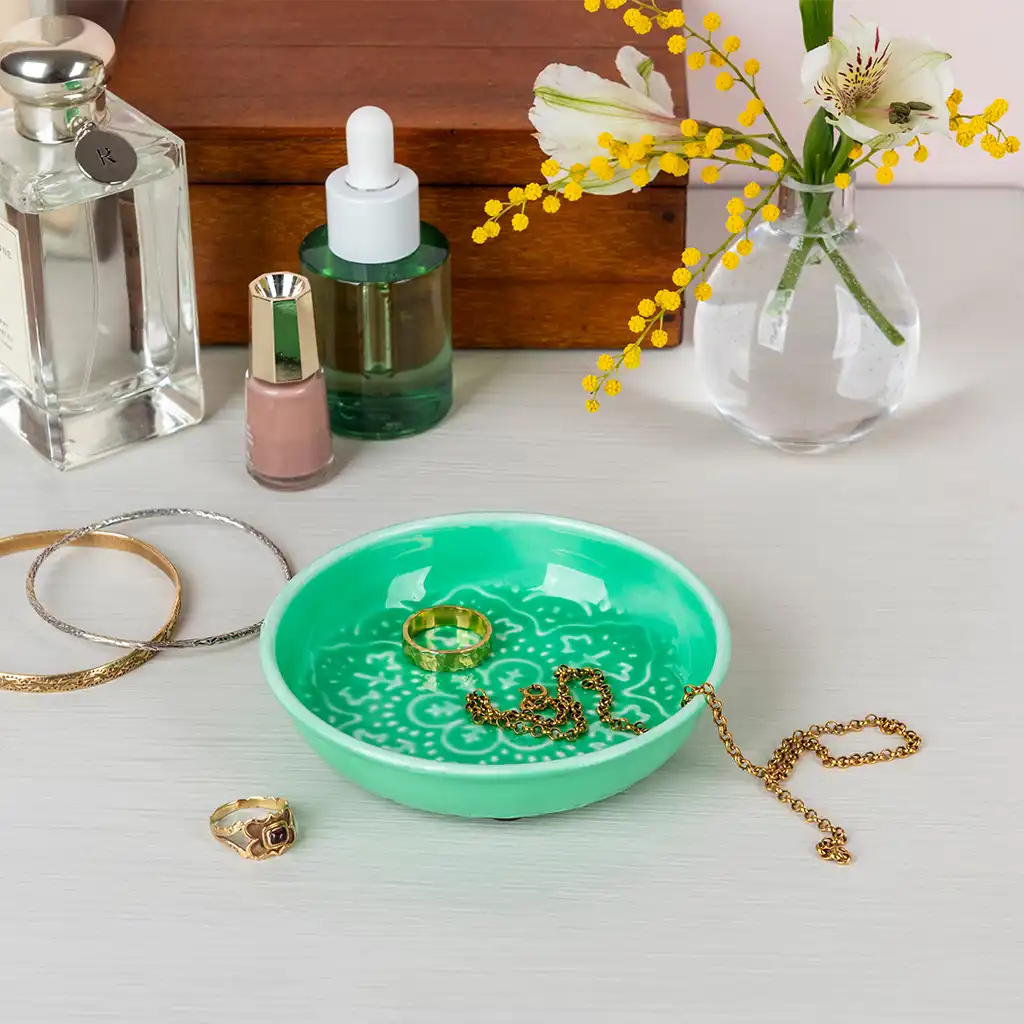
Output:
299,106,453,439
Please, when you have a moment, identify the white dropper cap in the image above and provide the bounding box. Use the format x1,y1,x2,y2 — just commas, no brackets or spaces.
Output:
326,106,420,264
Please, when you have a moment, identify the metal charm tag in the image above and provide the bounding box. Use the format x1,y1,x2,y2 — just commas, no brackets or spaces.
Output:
75,128,138,185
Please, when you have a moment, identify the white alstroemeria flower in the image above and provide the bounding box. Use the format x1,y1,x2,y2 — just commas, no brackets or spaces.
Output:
530,46,678,194
801,18,954,146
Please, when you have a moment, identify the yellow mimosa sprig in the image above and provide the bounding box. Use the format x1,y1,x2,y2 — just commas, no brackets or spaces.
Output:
477,5,796,412
474,6,789,246
829,91,1018,192
582,174,784,408
602,1,799,167
948,93,1018,157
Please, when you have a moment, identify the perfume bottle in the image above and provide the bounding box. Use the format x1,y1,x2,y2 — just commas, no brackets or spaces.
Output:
0,38,203,469
245,272,333,491
299,106,452,439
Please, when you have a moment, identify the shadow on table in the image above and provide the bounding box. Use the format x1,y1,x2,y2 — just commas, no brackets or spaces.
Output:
855,386,988,455
448,352,517,419
626,381,983,459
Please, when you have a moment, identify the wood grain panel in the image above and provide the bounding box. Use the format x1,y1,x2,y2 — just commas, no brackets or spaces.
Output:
174,126,690,190
190,184,686,347
113,0,689,186
114,0,689,348
117,0,660,50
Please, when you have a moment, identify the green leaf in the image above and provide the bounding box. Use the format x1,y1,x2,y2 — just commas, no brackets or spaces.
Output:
802,107,834,185
824,133,856,183
799,0,834,51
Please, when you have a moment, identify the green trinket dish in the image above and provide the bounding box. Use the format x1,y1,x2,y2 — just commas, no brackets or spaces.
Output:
260,513,730,818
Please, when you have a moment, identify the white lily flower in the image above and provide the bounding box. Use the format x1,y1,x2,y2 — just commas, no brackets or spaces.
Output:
529,46,678,194
801,17,954,146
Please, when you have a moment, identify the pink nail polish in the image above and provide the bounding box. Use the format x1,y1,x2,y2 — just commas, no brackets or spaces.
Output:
245,272,334,491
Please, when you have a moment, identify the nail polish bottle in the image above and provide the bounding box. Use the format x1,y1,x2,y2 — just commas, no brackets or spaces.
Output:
245,272,334,490
299,106,452,439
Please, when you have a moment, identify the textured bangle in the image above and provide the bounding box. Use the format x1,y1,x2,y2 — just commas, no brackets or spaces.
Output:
24,508,293,652
0,529,181,693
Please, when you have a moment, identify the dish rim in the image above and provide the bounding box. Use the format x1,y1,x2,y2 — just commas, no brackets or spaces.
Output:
260,512,731,778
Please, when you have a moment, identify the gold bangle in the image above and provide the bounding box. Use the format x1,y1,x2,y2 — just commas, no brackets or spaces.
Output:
402,604,493,673
0,529,181,693
210,797,296,860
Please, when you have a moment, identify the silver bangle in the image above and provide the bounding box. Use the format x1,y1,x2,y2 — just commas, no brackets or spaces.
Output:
24,508,294,651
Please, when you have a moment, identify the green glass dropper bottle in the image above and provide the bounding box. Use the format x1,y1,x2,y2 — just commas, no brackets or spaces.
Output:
299,106,452,439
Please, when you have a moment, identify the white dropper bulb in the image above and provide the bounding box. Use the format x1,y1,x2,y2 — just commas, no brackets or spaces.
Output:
344,106,399,191
326,105,421,264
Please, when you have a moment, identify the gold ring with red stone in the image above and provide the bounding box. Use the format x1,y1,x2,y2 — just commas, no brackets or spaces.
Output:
210,797,296,860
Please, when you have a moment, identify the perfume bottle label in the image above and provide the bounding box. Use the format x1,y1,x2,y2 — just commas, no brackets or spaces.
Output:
75,129,139,186
0,219,34,389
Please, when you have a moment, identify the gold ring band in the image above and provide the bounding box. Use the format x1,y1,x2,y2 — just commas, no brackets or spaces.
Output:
0,530,181,693
210,797,296,860
402,604,493,673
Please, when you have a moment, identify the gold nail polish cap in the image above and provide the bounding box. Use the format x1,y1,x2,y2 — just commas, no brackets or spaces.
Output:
248,272,321,385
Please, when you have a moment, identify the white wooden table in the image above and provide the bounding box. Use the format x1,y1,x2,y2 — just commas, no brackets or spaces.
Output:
1,188,1020,1022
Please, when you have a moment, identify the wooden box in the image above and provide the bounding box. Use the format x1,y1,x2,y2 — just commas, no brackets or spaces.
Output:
113,0,688,348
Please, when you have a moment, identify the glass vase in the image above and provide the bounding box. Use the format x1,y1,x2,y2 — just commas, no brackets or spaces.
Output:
693,178,920,453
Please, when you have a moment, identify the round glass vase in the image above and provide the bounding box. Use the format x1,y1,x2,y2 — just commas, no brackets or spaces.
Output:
693,178,920,453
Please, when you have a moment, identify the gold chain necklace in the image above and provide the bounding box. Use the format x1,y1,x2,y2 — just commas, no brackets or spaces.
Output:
466,665,922,866
465,665,648,742
682,682,922,865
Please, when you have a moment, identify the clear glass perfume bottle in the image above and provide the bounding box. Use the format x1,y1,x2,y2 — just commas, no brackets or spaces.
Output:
0,43,202,469
299,106,452,439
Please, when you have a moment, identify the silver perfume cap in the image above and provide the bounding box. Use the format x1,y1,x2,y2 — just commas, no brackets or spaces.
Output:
0,48,107,143
249,273,322,385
